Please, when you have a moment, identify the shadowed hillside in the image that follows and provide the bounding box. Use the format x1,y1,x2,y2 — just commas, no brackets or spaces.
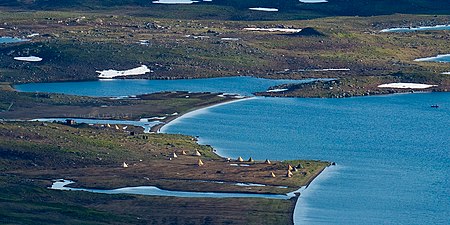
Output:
2,0,450,20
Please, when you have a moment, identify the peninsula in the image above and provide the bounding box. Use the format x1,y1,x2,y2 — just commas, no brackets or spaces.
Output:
1,0,449,224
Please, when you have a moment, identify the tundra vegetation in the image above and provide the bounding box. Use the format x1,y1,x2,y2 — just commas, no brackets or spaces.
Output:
1,0,449,224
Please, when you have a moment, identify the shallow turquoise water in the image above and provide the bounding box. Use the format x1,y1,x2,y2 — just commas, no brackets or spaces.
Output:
15,76,310,97
163,93,450,225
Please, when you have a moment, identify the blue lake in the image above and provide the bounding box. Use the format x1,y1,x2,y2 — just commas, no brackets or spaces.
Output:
162,93,450,225
15,76,310,97
18,78,450,224
0,37,29,44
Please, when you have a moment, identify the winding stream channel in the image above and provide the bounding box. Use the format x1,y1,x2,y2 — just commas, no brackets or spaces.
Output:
50,179,294,200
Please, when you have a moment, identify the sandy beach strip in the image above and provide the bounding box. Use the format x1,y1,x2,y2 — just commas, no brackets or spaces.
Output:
156,97,255,133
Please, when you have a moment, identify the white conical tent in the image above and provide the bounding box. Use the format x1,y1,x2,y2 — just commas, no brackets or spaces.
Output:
286,170,293,178
194,150,201,156
197,159,204,166
181,150,187,155
237,156,244,162
173,152,178,158
247,157,254,162
270,171,276,178
288,164,293,171
265,159,272,164
122,162,128,168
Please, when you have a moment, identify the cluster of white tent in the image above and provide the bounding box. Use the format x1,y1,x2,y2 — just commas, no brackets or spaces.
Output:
233,156,301,178
121,149,305,179
121,148,204,168
170,149,204,166
105,124,127,130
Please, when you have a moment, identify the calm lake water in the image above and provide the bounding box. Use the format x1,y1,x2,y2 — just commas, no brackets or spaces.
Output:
162,93,450,225
18,78,450,224
15,76,309,97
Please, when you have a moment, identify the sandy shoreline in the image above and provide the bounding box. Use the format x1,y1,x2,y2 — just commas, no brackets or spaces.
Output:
155,95,333,225
153,96,255,133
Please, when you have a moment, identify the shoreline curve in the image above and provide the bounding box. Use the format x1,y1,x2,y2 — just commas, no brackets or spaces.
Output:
155,96,256,133
155,95,333,225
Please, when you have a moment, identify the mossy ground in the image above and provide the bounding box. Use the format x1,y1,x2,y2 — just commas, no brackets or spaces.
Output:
0,86,234,122
0,121,328,224
1,11,449,97
1,176,295,225
1,2,448,224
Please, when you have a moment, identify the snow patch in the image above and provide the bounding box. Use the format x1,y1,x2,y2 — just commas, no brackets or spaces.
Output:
220,37,240,41
299,0,328,3
153,0,199,4
378,83,437,89
249,7,279,12
138,40,150,45
267,88,288,93
14,56,42,62
244,27,302,33
381,24,450,32
97,65,151,78
27,33,39,38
